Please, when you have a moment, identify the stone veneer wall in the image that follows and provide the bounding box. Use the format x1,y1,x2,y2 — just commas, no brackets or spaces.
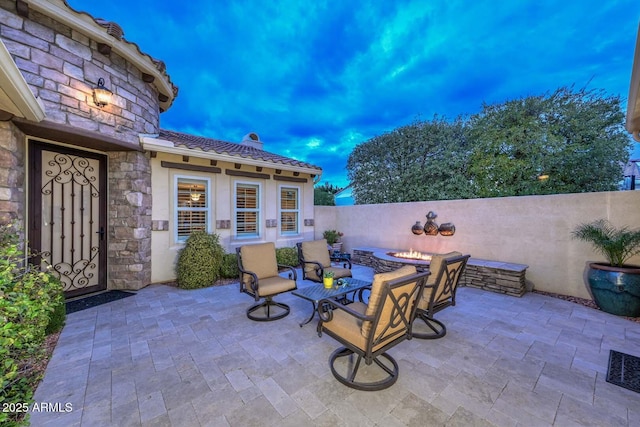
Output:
353,247,528,297
0,2,164,290
0,121,26,225
107,151,152,290
0,2,160,143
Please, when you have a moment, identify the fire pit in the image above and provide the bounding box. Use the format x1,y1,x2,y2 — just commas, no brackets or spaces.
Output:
352,248,433,273
386,249,432,262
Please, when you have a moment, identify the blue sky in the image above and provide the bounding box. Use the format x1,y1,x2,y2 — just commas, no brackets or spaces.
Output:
69,0,640,187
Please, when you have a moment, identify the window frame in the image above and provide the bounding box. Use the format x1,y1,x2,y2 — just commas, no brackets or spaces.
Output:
279,185,300,236
174,175,211,244
234,181,262,239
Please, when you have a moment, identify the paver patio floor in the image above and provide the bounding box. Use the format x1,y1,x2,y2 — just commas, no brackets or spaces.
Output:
30,265,640,426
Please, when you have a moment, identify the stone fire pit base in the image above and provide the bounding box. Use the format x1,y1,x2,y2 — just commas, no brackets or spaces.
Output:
352,247,529,297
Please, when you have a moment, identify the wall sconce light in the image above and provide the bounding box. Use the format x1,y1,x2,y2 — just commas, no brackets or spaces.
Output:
93,78,112,107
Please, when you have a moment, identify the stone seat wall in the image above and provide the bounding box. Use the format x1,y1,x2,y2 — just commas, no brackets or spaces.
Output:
352,247,528,297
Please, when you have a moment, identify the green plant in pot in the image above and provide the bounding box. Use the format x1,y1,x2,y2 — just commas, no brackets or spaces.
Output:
323,229,344,253
323,229,343,245
572,219,640,317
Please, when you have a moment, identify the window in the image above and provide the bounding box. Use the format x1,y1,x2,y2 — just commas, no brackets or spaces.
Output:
235,183,260,237
280,186,299,235
175,177,209,242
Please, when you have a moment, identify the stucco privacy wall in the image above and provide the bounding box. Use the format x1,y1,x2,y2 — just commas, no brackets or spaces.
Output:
0,1,174,290
315,191,640,299
150,152,317,283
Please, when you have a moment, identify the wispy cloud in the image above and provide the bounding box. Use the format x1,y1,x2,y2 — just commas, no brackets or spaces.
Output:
70,0,640,185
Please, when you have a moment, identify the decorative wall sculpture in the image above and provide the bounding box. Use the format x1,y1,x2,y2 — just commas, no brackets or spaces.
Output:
410,211,455,237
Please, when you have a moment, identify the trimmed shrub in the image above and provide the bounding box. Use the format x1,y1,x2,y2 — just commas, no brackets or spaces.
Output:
175,231,224,289
0,222,64,427
221,252,240,279
276,247,299,268
45,276,66,335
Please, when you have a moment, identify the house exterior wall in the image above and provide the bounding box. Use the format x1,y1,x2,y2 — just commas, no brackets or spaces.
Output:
150,152,316,283
0,2,162,290
0,2,160,143
0,120,26,224
315,191,640,299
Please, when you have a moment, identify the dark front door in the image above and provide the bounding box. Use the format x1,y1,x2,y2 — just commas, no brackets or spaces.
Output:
29,140,108,298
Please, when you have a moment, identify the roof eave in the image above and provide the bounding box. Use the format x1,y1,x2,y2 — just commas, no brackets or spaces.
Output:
626,22,640,142
0,39,45,121
27,0,176,111
140,136,322,176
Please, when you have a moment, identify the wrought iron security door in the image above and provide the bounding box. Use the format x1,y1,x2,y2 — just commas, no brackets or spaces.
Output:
29,141,107,297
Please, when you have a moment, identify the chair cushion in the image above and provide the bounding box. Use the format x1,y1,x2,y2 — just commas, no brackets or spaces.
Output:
254,275,296,297
301,239,332,277
323,301,367,350
419,251,462,310
240,243,279,282
362,265,417,338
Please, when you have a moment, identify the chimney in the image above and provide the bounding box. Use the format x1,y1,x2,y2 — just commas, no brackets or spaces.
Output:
240,132,263,150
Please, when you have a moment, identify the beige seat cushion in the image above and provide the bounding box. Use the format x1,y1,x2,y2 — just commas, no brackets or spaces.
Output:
254,275,296,297
240,243,279,286
323,301,367,350
419,251,462,310
301,239,332,278
362,265,417,338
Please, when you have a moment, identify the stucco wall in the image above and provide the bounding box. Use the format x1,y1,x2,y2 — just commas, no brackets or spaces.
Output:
150,152,317,283
315,191,640,299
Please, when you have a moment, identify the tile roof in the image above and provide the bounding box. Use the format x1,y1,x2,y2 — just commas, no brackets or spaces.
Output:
157,129,321,171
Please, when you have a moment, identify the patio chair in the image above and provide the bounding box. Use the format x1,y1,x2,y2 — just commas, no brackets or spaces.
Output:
413,252,470,339
317,265,429,390
297,239,352,282
236,242,297,321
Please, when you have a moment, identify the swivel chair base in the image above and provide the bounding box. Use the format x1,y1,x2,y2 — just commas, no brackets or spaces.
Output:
329,347,399,391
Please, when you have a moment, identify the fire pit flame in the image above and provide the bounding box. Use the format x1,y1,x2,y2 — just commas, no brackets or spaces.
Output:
388,249,432,262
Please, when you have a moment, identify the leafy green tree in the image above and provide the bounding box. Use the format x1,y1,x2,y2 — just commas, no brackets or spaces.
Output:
346,86,631,203
467,86,631,197
314,182,341,206
347,116,471,204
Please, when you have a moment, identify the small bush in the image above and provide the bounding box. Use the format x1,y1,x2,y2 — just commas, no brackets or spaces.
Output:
0,222,64,427
221,252,239,279
175,231,224,289
276,247,299,267
45,276,66,335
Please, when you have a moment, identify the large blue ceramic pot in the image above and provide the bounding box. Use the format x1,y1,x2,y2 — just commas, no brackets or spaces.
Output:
587,263,640,317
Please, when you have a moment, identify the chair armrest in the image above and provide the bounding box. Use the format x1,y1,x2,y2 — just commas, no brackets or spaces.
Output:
301,259,324,278
329,254,352,269
317,297,371,322
277,264,298,281
240,271,259,295
317,297,373,336
356,286,371,303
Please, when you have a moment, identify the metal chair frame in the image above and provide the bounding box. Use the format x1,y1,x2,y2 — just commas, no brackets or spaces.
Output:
236,246,297,322
413,254,469,339
317,271,429,390
297,241,352,282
